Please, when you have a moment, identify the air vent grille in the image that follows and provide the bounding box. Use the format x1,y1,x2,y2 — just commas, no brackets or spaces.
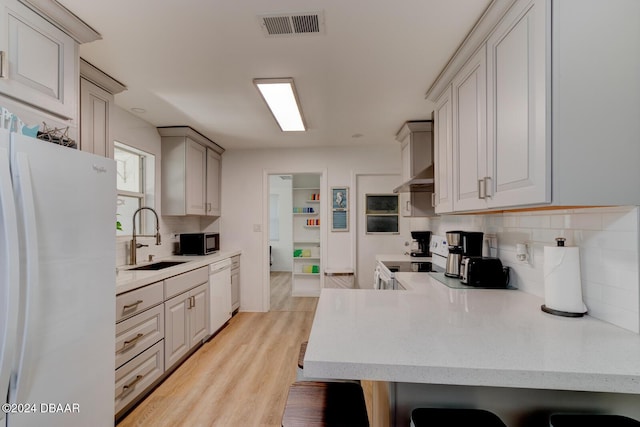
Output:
258,11,325,37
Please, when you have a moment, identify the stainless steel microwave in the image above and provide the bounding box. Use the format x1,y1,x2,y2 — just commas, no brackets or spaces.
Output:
179,232,219,255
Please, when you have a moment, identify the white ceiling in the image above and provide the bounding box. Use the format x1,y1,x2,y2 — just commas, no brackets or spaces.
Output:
59,0,491,150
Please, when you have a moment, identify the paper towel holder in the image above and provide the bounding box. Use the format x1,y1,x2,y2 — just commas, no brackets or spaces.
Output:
540,237,587,318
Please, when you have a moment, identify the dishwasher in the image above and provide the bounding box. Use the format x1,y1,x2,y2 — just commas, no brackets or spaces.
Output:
208,258,232,338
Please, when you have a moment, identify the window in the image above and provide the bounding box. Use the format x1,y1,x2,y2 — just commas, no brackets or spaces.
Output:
115,142,155,236
365,194,399,234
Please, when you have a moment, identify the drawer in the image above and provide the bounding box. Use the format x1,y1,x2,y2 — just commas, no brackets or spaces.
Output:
115,305,164,369
116,281,164,323
165,266,208,299
231,255,240,270
115,340,164,415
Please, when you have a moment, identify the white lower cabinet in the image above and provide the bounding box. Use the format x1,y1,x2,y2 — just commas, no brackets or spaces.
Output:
164,282,209,369
115,304,164,369
230,255,240,312
114,265,211,418
115,341,164,415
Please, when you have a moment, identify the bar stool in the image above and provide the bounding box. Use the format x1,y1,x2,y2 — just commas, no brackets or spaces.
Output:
549,413,640,427
281,381,369,427
411,407,506,427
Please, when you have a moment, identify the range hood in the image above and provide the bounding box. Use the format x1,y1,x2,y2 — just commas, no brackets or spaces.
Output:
393,165,434,193
393,120,434,193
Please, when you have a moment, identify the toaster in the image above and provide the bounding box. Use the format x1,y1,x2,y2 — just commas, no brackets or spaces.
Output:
460,257,510,288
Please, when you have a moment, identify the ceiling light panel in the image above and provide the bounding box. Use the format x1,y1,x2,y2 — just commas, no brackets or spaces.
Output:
254,78,306,132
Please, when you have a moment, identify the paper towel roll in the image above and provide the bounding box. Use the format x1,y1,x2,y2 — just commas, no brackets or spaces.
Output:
543,245,587,315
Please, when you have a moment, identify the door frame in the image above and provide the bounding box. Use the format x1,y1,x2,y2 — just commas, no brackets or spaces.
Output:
262,168,327,311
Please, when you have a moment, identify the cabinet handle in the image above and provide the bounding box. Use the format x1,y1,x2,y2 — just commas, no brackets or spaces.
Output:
0,51,6,79
206,202,211,212
478,179,486,199
120,374,144,398
123,300,143,311
483,176,491,199
120,333,144,352
191,296,196,307
431,193,437,208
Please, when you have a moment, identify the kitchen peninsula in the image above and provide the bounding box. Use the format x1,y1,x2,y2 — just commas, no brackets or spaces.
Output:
304,277,640,426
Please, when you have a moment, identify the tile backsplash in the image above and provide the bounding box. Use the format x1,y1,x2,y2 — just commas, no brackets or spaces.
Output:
422,206,640,333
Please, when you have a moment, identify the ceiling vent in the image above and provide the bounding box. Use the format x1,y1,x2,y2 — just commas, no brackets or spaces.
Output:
258,11,325,37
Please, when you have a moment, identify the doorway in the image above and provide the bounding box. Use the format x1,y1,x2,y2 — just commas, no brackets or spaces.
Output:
267,173,323,312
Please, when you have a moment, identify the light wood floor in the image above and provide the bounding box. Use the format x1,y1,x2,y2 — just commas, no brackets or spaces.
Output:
117,272,317,427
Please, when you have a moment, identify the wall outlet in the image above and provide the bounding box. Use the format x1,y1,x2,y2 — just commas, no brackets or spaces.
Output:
253,224,262,232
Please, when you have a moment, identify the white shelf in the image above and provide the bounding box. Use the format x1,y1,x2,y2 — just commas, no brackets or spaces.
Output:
292,177,322,297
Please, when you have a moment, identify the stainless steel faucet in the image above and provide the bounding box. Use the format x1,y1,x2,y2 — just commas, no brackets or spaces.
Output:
130,207,161,265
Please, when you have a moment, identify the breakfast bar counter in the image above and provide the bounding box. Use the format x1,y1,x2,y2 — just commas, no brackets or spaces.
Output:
304,276,640,394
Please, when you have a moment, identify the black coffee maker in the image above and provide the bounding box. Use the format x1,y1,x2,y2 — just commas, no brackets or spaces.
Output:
410,231,432,257
444,231,483,277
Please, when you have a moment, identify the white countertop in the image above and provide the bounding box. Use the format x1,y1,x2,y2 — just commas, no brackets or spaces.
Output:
304,273,640,394
116,249,241,295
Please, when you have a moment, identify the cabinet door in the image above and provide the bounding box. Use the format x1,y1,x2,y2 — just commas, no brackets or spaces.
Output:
433,85,453,213
189,283,209,347
205,148,221,216
486,0,549,208
0,0,77,120
452,46,487,212
80,78,112,157
185,139,206,215
164,293,189,368
231,268,240,311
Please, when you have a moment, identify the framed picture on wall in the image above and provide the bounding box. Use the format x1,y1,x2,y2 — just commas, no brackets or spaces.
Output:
331,187,349,231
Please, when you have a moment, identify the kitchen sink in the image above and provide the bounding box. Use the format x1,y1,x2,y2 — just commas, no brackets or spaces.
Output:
128,261,187,271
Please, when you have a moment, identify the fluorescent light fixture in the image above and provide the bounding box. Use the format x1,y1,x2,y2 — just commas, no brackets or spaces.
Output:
254,78,306,131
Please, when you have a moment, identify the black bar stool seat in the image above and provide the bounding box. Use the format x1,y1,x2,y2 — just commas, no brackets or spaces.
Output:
282,381,369,427
550,414,640,427
411,407,506,427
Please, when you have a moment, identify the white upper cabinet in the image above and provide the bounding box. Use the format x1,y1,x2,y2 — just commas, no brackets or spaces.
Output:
0,0,76,120
433,85,453,213
205,148,221,217
485,0,549,208
159,126,224,217
427,0,640,211
451,46,487,212
79,59,126,158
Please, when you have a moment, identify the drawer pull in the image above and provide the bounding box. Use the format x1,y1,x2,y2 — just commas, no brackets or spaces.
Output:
119,333,144,352
120,374,144,399
0,51,6,79
123,300,143,311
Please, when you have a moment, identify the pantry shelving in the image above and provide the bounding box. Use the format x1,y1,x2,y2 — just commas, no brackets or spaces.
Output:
291,175,321,296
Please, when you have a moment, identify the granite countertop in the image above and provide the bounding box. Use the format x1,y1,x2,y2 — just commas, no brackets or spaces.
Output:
116,249,241,295
304,273,640,394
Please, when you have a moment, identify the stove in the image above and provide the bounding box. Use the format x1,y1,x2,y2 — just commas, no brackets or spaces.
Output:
385,261,444,274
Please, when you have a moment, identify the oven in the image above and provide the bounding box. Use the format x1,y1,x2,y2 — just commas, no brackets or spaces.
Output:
375,259,444,290
375,236,448,290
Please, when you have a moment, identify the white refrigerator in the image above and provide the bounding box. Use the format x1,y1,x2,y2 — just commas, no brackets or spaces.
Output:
0,129,115,427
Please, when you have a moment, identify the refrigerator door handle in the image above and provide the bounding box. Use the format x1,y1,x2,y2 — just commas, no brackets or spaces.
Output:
0,145,20,412
10,152,40,404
